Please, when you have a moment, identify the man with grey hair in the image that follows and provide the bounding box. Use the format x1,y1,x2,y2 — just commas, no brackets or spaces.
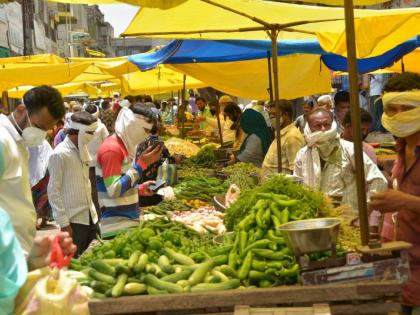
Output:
294,108,387,216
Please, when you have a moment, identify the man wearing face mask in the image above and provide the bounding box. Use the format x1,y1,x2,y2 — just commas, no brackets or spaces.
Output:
47,112,99,257
0,85,65,254
96,104,162,237
294,108,387,216
341,108,377,164
368,73,420,314
261,100,305,178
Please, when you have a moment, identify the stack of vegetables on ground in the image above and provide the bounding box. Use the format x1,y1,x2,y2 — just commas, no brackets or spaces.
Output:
174,176,228,202
69,175,341,298
182,144,218,168
171,206,225,235
146,199,191,215
70,218,241,298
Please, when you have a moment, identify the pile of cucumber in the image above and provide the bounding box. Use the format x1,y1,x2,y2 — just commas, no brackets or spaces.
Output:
79,247,240,298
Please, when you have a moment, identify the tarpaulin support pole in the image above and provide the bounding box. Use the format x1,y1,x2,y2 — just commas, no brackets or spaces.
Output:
267,51,274,104
181,74,186,138
270,29,282,173
345,0,369,246
216,101,224,147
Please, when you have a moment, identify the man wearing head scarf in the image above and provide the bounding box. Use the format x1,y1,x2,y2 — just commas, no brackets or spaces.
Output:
294,108,387,216
368,73,420,314
48,111,99,257
230,109,271,167
96,104,162,237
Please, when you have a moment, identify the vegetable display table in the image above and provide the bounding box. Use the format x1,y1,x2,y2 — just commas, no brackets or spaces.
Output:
89,280,401,315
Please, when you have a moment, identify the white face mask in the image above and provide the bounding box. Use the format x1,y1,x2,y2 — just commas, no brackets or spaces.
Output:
304,121,339,159
78,130,95,163
11,111,47,147
115,107,153,157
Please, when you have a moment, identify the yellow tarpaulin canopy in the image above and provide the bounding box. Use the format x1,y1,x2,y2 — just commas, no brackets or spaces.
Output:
122,0,420,58
8,81,123,99
386,48,420,74
47,0,391,7
69,56,140,77
85,49,106,57
0,63,90,92
167,54,332,100
0,54,65,65
121,66,206,96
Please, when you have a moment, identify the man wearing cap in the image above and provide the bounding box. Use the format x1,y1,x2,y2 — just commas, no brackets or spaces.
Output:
368,73,420,314
48,111,99,257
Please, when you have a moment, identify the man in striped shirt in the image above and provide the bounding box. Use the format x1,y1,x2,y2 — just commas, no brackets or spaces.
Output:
96,104,162,237
48,111,99,257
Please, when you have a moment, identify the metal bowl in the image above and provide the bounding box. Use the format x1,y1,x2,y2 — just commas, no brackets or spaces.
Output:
213,195,226,212
277,218,341,256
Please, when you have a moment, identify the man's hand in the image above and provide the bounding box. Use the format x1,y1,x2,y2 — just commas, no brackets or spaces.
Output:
172,154,183,164
140,180,157,196
138,144,163,168
195,116,206,123
368,190,416,213
28,232,77,270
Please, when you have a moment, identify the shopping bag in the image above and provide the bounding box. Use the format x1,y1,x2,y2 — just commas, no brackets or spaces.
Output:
156,159,177,186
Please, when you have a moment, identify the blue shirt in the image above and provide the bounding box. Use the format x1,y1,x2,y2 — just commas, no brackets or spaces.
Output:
0,208,28,315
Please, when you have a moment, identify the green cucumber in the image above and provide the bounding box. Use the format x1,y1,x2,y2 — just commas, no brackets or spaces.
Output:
160,268,194,283
188,261,213,286
163,248,195,266
218,265,238,278
88,269,116,285
111,273,128,298
144,274,183,294
128,250,141,269
147,286,168,295
191,279,240,293
90,260,115,276
123,283,147,295
158,255,175,274
133,254,148,274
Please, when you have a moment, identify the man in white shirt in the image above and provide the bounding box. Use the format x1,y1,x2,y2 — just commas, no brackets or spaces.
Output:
294,108,387,216
0,85,65,253
84,104,109,215
48,111,99,257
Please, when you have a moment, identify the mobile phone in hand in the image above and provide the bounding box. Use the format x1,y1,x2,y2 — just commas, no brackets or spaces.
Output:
149,179,166,192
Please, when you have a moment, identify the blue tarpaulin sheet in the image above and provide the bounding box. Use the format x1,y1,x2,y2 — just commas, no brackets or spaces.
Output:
129,36,419,74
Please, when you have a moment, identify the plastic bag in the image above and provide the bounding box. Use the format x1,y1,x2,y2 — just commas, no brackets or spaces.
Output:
15,267,90,315
157,159,177,186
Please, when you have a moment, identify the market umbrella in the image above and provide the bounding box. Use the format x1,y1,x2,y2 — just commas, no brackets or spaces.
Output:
120,65,206,96
46,0,392,7
122,0,420,246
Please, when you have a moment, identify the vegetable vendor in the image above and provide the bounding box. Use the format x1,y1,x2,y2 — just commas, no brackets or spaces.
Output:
261,99,305,177
294,108,387,217
225,108,271,167
368,72,420,314
96,104,162,237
